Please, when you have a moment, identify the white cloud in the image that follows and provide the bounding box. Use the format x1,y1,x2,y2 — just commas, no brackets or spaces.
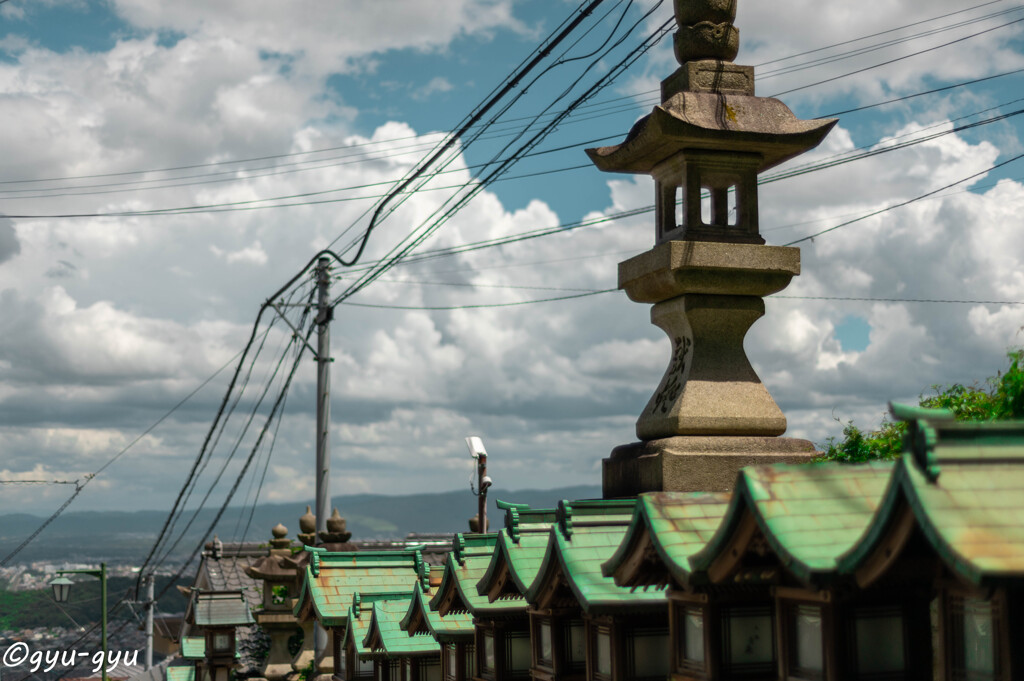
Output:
108,0,526,78
1,0,1024,518
211,241,269,265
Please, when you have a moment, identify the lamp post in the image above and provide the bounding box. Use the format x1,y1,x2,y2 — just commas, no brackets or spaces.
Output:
466,437,492,533
50,563,108,681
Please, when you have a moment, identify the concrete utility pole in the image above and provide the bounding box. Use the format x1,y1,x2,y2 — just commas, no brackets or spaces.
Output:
315,256,332,539
314,256,332,662
144,574,154,670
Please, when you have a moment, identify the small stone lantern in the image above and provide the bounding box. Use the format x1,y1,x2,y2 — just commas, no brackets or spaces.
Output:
246,524,301,681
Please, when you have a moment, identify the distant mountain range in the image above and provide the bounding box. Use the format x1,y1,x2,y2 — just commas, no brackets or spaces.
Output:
0,485,602,564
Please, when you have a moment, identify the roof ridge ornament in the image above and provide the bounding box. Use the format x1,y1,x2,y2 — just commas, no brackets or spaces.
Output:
890,402,955,482
508,507,522,543
557,500,574,539
453,533,467,565
303,545,325,576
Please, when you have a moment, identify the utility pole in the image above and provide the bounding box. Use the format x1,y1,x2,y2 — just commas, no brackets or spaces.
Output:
314,256,332,663
144,574,154,670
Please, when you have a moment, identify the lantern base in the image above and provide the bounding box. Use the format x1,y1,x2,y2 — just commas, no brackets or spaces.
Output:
602,435,817,497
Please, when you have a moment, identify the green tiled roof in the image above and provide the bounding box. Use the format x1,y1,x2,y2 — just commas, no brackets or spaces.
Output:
342,592,408,660
476,530,551,599
527,517,665,614
180,637,205,660
838,409,1024,585
688,462,892,585
400,588,474,640
601,491,730,587
365,599,440,657
479,499,635,602
495,500,557,540
294,548,428,627
166,665,195,681
430,535,516,616
194,591,254,627
343,606,374,659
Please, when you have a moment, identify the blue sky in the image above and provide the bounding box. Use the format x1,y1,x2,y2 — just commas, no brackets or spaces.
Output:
2,0,1024,528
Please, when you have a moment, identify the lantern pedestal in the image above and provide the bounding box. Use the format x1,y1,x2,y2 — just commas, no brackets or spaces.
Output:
603,436,815,497
602,240,816,496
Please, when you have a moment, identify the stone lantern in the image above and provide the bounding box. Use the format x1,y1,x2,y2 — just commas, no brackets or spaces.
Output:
589,0,837,496
246,524,301,681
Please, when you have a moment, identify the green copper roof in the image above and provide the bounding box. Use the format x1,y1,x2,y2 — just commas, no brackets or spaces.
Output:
342,592,408,659
429,536,516,616
601,491,731,587
477,530,551,599
495,500,557,542
365,599,440,657
688,462,892,585
294,548,428,626
400,588,474,640
167,666,196,681
343,606,374,659
838,408,1024,586
194,591,254,627
180,637,205,660
476,499,633,600
526,502,664,614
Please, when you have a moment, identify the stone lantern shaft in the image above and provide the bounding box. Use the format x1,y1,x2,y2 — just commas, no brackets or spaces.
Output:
588,0,837,497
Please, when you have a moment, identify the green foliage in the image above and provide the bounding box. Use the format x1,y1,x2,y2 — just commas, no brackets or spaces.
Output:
287,628,304,657
297,660,315,681
820,348,1024,463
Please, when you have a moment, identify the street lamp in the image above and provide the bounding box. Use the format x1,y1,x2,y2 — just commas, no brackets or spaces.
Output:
49,576,74,603
49,563,108,681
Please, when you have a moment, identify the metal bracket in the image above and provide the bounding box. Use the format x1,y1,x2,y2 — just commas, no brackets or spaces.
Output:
268,301,320,359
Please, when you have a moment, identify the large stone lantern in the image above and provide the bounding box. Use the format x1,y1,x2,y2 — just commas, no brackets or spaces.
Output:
589,0,837,496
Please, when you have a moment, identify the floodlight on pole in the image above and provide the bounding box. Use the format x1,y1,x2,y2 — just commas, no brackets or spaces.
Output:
465,436,490,533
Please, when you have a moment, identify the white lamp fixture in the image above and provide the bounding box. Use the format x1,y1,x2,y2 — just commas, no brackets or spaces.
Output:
49,576,74,603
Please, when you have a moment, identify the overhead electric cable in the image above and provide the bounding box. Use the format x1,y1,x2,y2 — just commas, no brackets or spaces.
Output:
340,288,617,310
1,344,243,567
784,149,1024,245
769,14,1024,98
758,6,1024,80
156,327,310,602
754,0,1008,67
775,295,1024,305
334,9,673,305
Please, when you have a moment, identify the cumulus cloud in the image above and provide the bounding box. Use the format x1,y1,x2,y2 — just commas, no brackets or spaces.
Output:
0,219,21,265
1,0,1023,516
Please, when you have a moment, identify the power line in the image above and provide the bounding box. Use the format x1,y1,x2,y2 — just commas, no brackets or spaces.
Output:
0,346,242,567
331,9,673,306
753,0,1010,67
784,149,1024,245
775,295,1024,305
769,14,1024,98
340,288,618,310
